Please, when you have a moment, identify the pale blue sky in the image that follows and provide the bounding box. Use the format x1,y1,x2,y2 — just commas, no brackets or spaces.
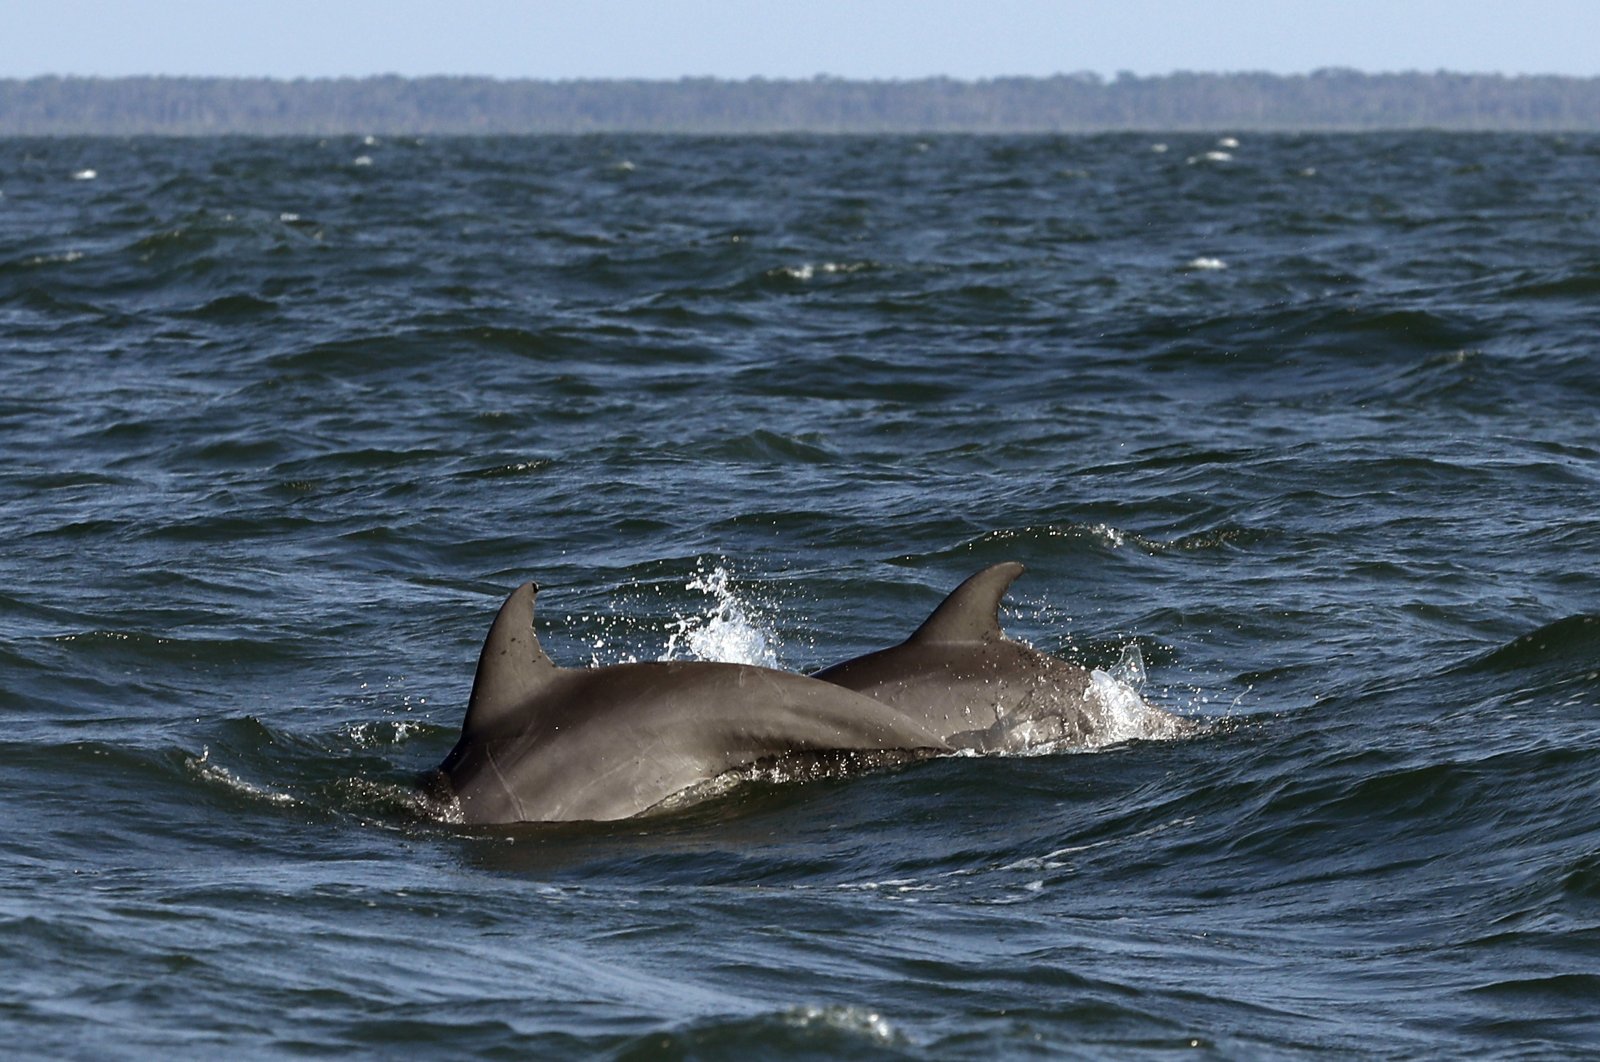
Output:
5,0,1599,79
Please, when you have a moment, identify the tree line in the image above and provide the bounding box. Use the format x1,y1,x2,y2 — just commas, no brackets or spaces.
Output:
3,70,1599,135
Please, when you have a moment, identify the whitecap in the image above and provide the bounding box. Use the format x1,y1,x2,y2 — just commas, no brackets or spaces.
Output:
72,168,97,181
27,251,85,266
1186,256,1227,270
783,1005,902,1046
773,261,870,282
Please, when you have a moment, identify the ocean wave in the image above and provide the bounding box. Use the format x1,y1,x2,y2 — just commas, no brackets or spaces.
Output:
894,521,1277,564
6,132,1600,1056
692,428,839,465
184,745,300,807
607,1005,909,1057
1458,614,1600,674
175,293,280,320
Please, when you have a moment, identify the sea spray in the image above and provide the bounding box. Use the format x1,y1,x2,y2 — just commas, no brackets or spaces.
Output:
660,564,781,668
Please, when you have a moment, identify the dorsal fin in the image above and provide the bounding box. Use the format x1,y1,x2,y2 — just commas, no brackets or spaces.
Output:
463,582,560,735
907,562,1025,645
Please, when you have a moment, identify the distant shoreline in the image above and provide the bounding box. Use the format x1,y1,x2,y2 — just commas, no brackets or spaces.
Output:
4,71,1600,135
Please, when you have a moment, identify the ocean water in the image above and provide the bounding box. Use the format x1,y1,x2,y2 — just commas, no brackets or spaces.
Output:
2,132,1598,1057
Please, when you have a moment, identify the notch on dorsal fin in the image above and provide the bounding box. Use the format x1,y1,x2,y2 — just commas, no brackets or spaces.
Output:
463,581,560,735
907,562,1025,645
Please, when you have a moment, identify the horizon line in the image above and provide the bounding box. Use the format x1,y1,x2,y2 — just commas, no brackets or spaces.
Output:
7,68,1598,83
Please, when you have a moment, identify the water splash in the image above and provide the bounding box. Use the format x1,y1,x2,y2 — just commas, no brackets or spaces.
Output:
1088,632,1212,743
1085,667,1190,745
341,720,423,749
659,564,781,668
1110,642,1148,689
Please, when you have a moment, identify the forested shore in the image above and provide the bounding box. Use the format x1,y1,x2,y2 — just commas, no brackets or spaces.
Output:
4,70,1599,134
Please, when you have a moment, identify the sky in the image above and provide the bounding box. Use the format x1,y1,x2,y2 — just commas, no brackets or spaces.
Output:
5,0,1600,80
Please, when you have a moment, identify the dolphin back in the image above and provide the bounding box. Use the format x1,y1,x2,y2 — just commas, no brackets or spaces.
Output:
438,580,953,824
812,561,1104,749
446,660,949,823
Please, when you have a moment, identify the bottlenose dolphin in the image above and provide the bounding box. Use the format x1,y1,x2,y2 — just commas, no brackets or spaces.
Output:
432,582,951,824
813,562,1179,752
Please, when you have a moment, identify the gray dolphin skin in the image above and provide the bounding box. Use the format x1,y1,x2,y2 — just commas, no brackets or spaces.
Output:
813,562,1164,752
434,582,951,824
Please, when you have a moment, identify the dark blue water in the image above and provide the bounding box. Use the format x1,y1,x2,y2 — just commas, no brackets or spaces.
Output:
2,133,1598,1057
